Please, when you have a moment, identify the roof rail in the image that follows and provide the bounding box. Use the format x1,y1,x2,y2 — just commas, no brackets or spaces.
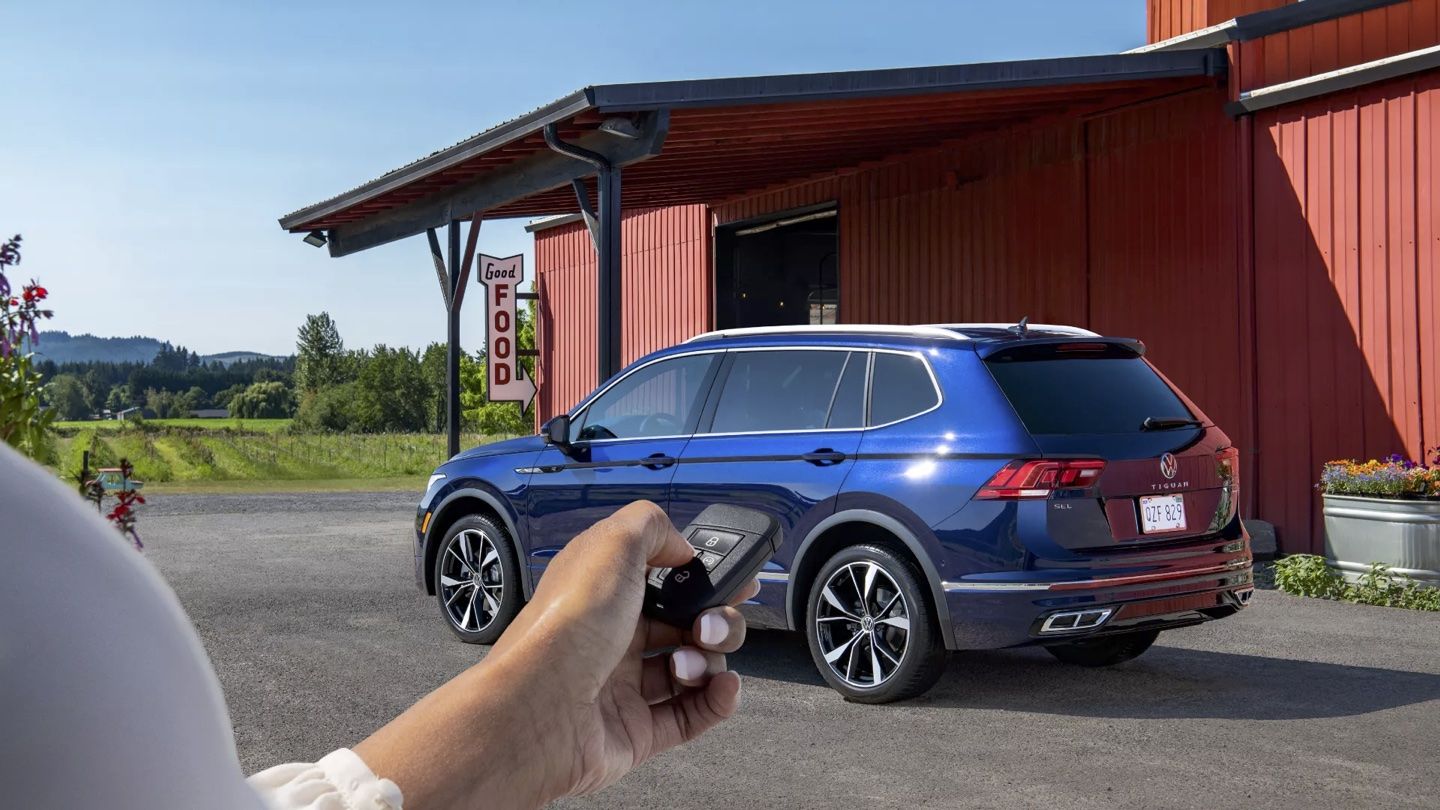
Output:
685,324,967,343
932,322,1101,337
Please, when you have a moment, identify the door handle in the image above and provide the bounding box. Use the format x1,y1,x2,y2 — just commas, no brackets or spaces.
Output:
641,453,677,470
802,449,847,466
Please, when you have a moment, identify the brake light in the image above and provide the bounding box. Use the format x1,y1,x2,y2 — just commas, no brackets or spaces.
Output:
977,459,1106,499
1217,446,1241,487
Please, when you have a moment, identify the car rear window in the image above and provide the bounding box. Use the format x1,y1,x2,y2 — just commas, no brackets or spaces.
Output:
868,352,939,426
986,353,1193,435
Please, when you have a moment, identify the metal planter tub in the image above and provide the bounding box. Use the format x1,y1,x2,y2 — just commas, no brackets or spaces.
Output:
1322,494,1440,587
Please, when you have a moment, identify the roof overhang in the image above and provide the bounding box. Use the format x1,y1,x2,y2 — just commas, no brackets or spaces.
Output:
280,49,1226,257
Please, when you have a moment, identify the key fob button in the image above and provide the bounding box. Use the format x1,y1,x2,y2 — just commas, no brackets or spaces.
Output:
697,551,724,571
691,529,743,555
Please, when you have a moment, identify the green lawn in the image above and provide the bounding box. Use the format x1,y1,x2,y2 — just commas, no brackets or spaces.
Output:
53,418,293,432
49,422,515,492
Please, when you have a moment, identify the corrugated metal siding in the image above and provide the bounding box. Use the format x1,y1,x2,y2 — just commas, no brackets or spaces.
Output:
533,205,710,424
1148,0,1297,44
1251,69,1440,550
713,124,1091,325
1085,91,1250,482
1236,0,1440,91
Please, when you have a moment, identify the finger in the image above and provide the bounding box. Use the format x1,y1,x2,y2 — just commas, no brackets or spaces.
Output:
693,606,746,653
611,500,693,569
669,646,727,688
640,654,682,704
644,618,686,652
727,577,761,606
648,671,742,754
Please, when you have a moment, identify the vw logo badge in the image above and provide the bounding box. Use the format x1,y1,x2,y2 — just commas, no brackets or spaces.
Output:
1159,452,1178,480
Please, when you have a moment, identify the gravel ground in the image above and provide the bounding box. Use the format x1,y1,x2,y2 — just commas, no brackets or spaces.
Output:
141,493,1440,810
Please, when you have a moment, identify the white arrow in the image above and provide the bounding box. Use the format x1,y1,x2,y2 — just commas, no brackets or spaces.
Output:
511,362,536,414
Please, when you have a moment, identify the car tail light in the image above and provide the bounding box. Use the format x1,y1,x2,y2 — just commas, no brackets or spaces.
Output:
1217,446,1240,488
977,459,1106,499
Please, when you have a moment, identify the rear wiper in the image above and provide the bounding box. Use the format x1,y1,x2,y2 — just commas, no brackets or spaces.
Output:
1141,416,1205,431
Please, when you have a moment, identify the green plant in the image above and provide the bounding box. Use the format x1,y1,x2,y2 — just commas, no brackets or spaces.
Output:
0,234,55,460
1272,554,1347,599
1273,554,1440,611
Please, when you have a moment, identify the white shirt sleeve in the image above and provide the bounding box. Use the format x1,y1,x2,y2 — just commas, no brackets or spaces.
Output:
0,444,401,810
248,748,403,810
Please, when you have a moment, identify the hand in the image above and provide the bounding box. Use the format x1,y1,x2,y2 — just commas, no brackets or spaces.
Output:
354,501,757,809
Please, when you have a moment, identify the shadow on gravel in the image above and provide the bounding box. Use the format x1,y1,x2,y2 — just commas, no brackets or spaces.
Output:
731,629,1440,720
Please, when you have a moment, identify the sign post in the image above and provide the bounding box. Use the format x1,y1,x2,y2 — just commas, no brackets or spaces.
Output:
478,253,536,413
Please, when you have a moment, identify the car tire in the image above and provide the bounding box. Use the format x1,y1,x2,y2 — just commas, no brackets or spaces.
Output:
1044,629,1160,667
433,513,523,645
804,544,947,703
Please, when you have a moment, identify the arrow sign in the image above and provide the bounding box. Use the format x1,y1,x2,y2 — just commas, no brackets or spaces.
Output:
478,253,535,413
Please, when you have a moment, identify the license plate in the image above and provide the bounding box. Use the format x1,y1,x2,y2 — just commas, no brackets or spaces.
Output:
1140,494,1187,533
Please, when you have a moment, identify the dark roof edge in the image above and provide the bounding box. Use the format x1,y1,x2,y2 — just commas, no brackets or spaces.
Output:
278,89,593,230
587,50,1224,111
280,50,1222,233
1133,0,1405,53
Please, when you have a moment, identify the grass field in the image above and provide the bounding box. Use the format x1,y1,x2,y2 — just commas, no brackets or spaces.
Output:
53,418,293,432
51,421,513,489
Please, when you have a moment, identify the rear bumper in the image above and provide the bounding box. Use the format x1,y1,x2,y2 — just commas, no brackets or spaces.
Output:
940,556,1254,649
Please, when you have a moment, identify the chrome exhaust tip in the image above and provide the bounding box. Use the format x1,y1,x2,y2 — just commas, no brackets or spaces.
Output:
1039,607,1113,634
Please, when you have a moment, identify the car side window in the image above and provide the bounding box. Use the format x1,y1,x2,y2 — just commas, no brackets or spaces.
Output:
826,352,868,429
710,350,850,433
574,354,717,441
868,352,939,426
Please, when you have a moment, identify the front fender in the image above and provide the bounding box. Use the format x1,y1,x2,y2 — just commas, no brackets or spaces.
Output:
424,483,533,599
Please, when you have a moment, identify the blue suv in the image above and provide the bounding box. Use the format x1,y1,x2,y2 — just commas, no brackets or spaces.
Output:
416,323,1254,702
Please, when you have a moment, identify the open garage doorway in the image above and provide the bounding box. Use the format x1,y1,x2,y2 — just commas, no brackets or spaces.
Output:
714,206,837,329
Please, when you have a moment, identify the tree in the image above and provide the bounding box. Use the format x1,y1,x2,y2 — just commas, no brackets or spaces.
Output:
176,385,208,413
105,384,132,412
352,345,427,432
294,312,346,394
211,383,247,411
229,381,295,419
44,374,91,420
293,382,359,432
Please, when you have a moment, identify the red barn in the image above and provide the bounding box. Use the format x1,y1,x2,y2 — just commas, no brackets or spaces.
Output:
281,0,1440,554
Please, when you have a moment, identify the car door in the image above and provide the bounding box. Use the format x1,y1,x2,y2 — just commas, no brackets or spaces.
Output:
525,351,721,583
668,347,868,626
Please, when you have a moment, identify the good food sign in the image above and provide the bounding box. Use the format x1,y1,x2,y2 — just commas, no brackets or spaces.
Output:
478,253,535,412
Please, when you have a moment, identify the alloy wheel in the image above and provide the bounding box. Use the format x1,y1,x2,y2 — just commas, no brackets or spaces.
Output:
439,529,504,633
814,561,911,688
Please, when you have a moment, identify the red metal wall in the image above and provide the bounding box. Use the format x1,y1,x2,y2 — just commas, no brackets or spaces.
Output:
1251,69,1440,546
1235,0,1440,92
1148,0,1296,44
711,88,1252,488
533,205,710,423
533,74,1440,555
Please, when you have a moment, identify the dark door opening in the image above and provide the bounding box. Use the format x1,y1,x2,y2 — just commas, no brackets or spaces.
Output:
715,208,838,329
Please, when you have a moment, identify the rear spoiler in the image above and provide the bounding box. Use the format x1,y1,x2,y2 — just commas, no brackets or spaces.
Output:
976,336,1146,361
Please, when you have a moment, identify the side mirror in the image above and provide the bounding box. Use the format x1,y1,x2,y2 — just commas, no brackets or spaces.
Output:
542,414,571,447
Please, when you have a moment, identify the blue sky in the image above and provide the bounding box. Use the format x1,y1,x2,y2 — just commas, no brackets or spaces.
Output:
1,1,1143,356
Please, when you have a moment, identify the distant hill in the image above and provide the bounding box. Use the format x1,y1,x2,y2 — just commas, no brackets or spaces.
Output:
33,331,279,366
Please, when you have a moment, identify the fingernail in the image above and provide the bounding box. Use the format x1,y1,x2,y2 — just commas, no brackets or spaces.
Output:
673,648,705,681
700,612,728,646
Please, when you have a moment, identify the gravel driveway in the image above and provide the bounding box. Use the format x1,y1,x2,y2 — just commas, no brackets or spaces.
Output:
141,492,1440,809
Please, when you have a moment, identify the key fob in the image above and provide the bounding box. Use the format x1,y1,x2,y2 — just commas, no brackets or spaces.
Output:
643,504,781,628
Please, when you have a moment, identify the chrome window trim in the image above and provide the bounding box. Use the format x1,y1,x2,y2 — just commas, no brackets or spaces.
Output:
566,344,945,446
